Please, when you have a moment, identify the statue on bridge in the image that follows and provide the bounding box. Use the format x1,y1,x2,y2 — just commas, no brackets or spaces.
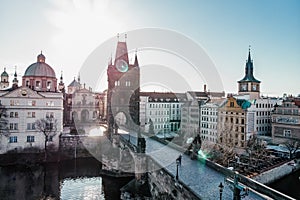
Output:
189,134,202,160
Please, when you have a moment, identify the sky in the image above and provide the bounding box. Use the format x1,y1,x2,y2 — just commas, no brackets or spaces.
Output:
0,0,299,97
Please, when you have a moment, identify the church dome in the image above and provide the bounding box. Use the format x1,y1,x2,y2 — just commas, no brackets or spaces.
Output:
1,68,8,77
23,52,56,78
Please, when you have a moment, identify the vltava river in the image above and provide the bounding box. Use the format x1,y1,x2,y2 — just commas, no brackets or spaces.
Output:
0,158,133,200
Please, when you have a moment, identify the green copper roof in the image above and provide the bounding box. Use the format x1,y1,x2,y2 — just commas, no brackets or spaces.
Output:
238,49,260,83
237,99,252,109
1,68,8,77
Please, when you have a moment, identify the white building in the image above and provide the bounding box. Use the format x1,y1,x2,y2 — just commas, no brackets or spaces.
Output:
140,92,186,134
0,52,63,154
200,99,225,143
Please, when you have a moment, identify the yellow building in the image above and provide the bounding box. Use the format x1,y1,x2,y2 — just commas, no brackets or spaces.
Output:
218,96,251,148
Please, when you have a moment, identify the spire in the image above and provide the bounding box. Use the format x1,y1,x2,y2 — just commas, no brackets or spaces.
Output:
12,66,18,88
247,45,252,63
134,50,139,67
77,73,80,83
14,66,17,77
60,71,63,83
238,46,260,83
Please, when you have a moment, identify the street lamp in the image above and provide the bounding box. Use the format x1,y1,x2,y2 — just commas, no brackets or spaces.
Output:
176,159,180,180
218,182,224,200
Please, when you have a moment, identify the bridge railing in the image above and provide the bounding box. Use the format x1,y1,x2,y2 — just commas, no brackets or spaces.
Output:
199,157,296,200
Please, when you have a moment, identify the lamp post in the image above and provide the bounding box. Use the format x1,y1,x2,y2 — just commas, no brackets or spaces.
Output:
218,182,224,200
176,159,180,180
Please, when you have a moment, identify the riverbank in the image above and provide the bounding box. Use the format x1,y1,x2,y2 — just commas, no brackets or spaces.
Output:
253,159,300,185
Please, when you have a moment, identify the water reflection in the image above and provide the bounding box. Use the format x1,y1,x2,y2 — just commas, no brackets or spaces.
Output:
0,158,133,200
61,177,104,200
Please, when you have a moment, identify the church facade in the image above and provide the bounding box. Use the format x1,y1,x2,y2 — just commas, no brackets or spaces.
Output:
0,53,63,154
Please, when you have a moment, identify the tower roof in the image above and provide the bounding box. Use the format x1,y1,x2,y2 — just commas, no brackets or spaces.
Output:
134,52,139,67
238,48,260,83
115,41,129,64
1,68,8,77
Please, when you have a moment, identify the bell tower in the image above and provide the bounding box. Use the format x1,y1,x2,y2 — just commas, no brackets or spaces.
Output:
0,67,9,89
107,35,140,139
238,47,261,100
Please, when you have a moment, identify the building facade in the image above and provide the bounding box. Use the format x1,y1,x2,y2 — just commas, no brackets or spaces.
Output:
0,53,63,154
140,92,185,134
200,99,225,144
272,97,300,143
218,96,250,148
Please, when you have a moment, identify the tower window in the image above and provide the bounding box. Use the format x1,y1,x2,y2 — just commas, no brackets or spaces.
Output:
114,81,120,86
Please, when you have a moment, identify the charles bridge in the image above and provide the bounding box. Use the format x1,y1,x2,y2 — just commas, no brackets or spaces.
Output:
88,127,296,200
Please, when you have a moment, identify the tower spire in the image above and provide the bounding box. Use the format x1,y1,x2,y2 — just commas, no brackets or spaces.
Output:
12,66,18,89
248,45,251,62
134,49,139,67
60,70,63,83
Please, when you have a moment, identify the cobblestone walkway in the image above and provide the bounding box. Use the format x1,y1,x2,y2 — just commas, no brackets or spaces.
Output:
120,132,265,199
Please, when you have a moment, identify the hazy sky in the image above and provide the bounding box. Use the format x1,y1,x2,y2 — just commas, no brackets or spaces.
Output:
0,0,299,96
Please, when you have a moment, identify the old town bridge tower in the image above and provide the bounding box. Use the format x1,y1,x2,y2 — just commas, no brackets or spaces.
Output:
107,37,140,139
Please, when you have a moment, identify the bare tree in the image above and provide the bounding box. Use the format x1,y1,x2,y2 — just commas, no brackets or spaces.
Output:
209,122,236,166
283,140,300,159
0,103,9,135
35,117,57,161
0,103,9,152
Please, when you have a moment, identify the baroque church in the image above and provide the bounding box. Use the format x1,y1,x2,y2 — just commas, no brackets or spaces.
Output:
0,52,63,154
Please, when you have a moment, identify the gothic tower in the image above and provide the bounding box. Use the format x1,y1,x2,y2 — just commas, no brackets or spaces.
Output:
107,36,140,138
238,48,261,100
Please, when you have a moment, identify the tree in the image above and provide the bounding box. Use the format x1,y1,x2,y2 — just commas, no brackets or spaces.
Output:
0,103,9,136
0,103,9,153
35,117,57,161
283,140,300,159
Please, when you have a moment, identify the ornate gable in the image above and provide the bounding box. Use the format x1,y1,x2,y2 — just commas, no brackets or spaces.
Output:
2,87,43,98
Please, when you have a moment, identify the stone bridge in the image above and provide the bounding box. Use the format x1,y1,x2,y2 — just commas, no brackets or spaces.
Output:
88,127,296,199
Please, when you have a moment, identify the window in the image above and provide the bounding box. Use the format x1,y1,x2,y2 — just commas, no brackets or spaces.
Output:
27,112,36,118
10,112,14,118
283,130,291,137
230,102,234,107
46,135,53,142
125,81,131,86
15,112,18,118
241,119,244,124
46,112,54,118
9,136,17,143
114,81,120,86
9,123,18,130
27,123,36,130
28,100,36,106
46,101,54,106
27,136,35,143
47,81,51,89
10,100,19,106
